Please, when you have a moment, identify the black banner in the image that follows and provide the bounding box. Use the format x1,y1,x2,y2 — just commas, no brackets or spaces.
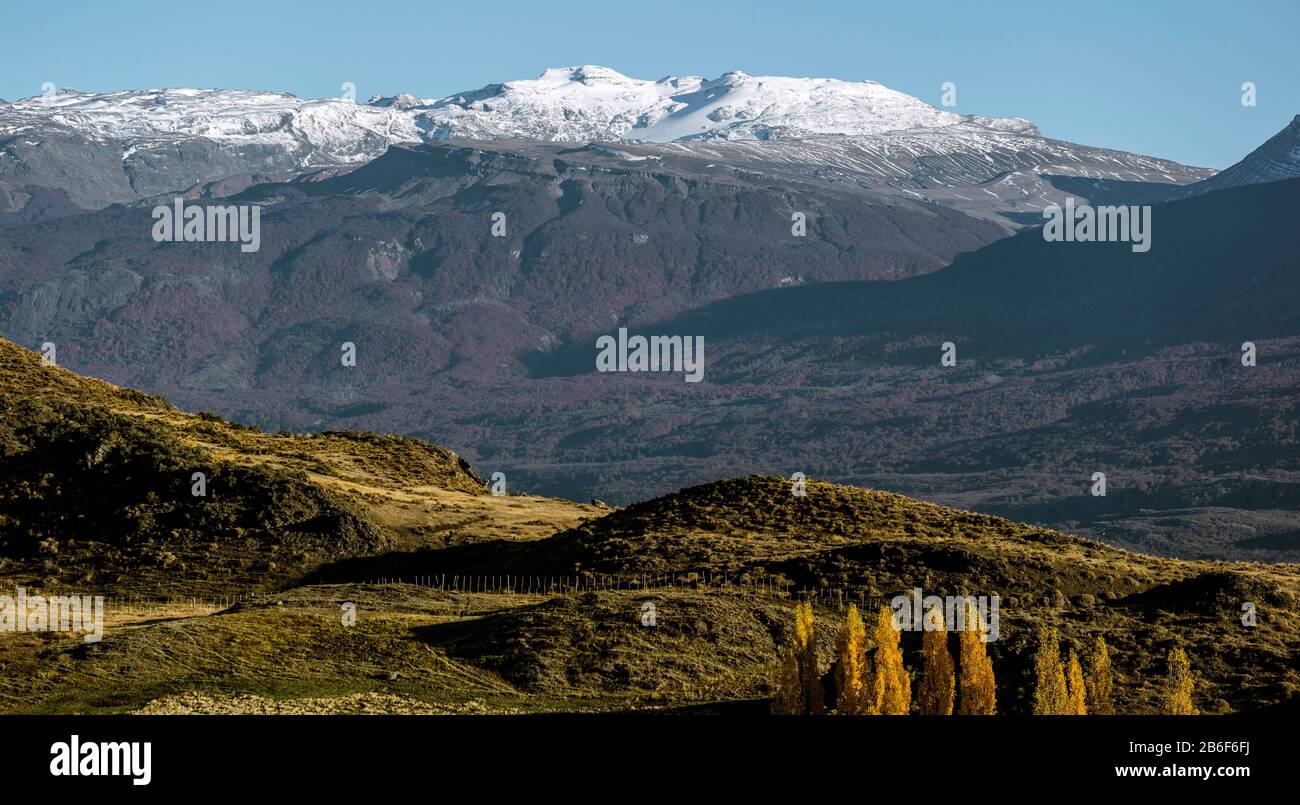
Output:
3,713,1282,792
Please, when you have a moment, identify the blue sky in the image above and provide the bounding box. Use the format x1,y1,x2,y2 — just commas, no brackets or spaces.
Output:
3,0,1296,168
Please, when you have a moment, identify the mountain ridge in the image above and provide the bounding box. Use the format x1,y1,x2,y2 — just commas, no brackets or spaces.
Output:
2,66,1036,148
0,67,1210,214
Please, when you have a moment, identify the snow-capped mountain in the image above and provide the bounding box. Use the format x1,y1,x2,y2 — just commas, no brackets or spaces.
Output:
0,87,421,209
0,66,1208,215
417,65,1038,142
0,87,422,164
1,66,1034,154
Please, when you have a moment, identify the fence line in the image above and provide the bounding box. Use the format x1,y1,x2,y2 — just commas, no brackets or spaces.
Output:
354,573,871,610
356,572,797,596
11,575,875,613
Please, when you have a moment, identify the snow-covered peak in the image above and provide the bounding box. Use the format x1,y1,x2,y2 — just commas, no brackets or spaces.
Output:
0,67,1042,176
420,65,1030,143
1,87,424,163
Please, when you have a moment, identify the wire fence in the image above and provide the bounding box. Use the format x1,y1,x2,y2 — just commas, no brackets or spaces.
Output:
357,572,794,596
334,573,875,610
10,574,880,613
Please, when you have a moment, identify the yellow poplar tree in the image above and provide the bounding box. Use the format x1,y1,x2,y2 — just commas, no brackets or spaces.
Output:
835,604,870,714
918,606,955,715
1066,650,1088,715
1033,626,1069,715
1087,636,1115,715
956,601,997,715
774,601,823,714
869,606,911,714
867,654,886,714
1163,648,1198,715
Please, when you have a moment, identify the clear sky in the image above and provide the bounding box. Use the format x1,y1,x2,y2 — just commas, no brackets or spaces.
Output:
2,0,1296,168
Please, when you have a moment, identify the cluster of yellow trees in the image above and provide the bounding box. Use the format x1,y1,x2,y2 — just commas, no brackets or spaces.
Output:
775,602,1200,715
1031,626,1112,714
774,601,995,715
1031,626,1197,715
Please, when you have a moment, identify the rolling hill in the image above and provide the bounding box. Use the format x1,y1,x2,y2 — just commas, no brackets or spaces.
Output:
1,343,1296,715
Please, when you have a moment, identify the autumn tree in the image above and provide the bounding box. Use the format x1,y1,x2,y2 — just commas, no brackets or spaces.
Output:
917,605,955,715
1163,648,1198,715
834,604,869,714
1033,626,1069,715
869,606,911,714
775,601,825,714
956,601,997,715
1086,636,1115,715
1066,650,1088,715
867,651,886,714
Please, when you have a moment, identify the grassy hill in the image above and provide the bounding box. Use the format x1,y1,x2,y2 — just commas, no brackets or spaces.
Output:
1,337,1297,715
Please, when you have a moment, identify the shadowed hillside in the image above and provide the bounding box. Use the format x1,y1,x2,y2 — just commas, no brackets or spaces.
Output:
0,337,593,594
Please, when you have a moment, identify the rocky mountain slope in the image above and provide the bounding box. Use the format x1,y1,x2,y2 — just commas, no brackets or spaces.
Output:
509,174,1300,560
0,121,1296,561
0,138,1006,392
1175,113,1300,197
